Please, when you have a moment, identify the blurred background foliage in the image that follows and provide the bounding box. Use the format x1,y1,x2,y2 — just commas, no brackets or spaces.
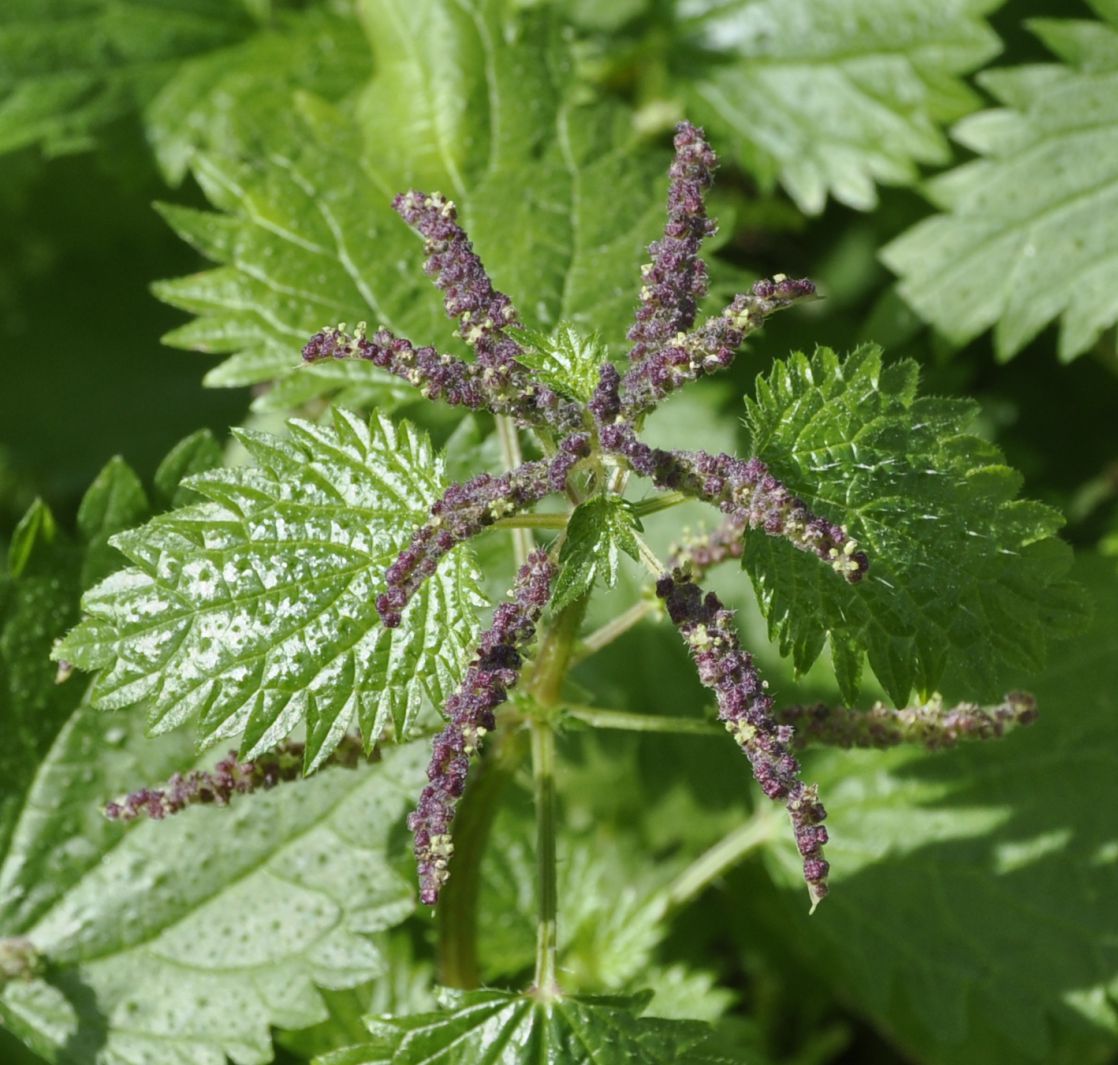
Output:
1,1,1116,1063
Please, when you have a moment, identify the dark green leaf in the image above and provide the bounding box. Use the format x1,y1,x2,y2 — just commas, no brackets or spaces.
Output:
743,344,1088,704
553,496,642,611
756,554,1118,1063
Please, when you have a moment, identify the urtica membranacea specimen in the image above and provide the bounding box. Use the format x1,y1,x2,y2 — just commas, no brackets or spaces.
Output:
303,122,869,909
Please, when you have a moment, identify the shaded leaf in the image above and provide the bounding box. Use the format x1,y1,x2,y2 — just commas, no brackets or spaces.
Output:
755,554,1118,1064
318,988,756,1064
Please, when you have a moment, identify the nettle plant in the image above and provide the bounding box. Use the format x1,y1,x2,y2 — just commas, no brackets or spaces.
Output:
4,124,1083,1062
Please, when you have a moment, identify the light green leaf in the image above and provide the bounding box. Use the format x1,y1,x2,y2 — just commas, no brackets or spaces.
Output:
144,5,372,183
678,0,1002,213
151,95,443,409
756,554,1118,1063
552,495,642,611
0,0,260,156
76,456,149,588
742,344,1087,705
53,408,484,770
0,694,426,1065
318,989,755,1064
882,6,1118,361
510,323,609,402
155,1,666,407
153,429,224,510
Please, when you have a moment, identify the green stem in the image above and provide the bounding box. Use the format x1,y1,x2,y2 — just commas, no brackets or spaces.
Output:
564,704,721,736
526,595,589,998
663,808,780,914
436,740,520,988
530,716,559,998
632,530,665,578
492,513,568,530
573,598,659,661
631,491,689,517
495,414,532,566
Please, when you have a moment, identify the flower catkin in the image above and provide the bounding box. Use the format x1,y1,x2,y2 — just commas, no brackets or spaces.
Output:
392,190,582,432
656,572,830,908
620,277,817,419
102,738,362,822
628,122,718,364
410,549,556,905
376,435,589,628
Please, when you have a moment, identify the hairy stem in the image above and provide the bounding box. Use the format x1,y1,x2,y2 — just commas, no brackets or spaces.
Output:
563,704,719,735
574,599,660,662
495,414,533,566
631,490,689,517
526,595,589,998
663,808,780,914
492,513,568,530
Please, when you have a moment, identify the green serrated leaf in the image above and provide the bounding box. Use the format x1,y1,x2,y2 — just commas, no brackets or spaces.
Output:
0,0,261,157
553,496,642,611
154,2,666,409
54,409,483,768
77,456,149,588
755,553,1118,1064
883,7,1118,361
317,988,754,1064
144,5,372,183
510,323,608,402
0,693,426,1065
677,0,1002,213
153,428,224,509
742,344,1088,705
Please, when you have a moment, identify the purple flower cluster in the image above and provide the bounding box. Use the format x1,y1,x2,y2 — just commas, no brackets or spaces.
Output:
377,435,589,628
409,550,555,905
297,121,865,909
304,323,488,409
656,572,829,907
627,122,717,364
596,400,868,581
620,277,816,419
103,738,361,822
779,692,1038,751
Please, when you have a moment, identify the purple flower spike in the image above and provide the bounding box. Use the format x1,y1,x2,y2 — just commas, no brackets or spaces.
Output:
410,549,556,905
620,276,817,419
304,322,489,409
377,439,589,628
778,692,1038,751
627,122,718,364
656,571,829,908
102,738,362,822
391,192,584,432
598,427,868,582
